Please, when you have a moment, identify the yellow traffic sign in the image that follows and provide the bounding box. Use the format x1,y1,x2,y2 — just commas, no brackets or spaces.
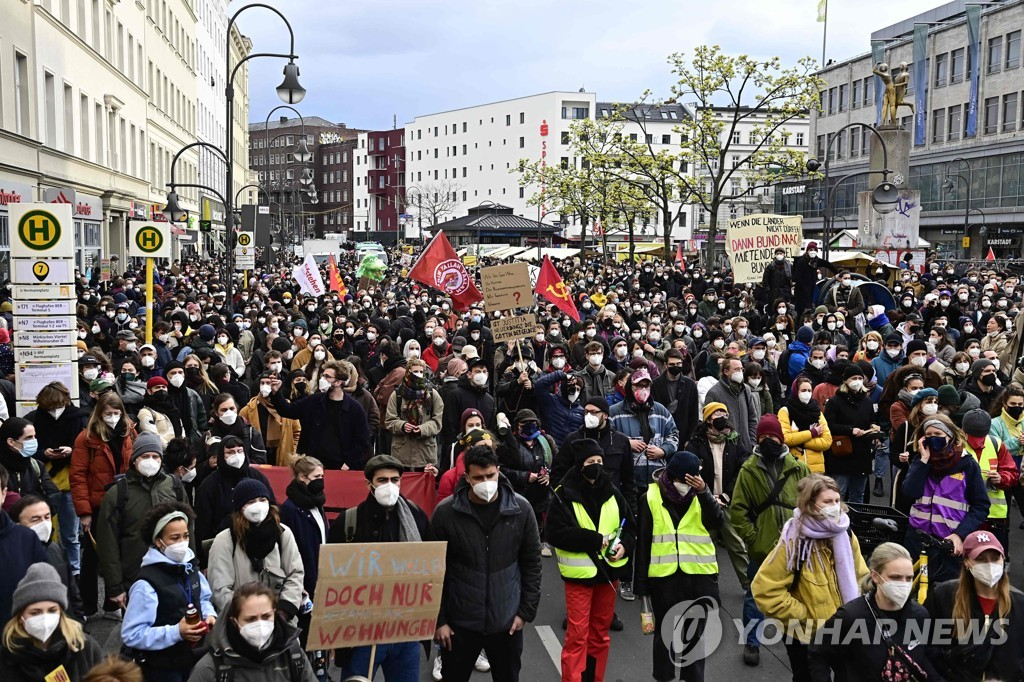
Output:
18,210,61,251
128,222,171,259
237,232,253,247
962,237,970,248
10,203,74,259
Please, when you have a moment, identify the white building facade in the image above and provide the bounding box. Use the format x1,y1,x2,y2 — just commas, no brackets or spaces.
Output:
0,0,251,276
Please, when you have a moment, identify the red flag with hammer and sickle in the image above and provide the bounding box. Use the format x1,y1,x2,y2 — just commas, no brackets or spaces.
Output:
535,255,580,322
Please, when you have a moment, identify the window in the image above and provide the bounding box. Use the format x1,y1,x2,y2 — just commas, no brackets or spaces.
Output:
662,134,671,144
1007,30,1021,69
44,72,57,145
572,107,588,119
852,80,861,108
850,126,862,157
519,136,524,148
796,132,805,147
560,131,569,145
950,48,965,83
931,108,945,143
80,94,90,160
935,53,948,87
519,112,525,124
462,122,467,132
864,77,874,105
731,131,740,144
828,87,837,114
14,52,30,135
838,83,848,112
905,63,915,95
988,36,1003,73
505,114,511,126
984,96,999,134
63,84,74,153
629,133,637,141
1002,93,1017,132
731,154,740,169
947,105,962,141
560,157,569,169
816,134,826,160
645,133,653,144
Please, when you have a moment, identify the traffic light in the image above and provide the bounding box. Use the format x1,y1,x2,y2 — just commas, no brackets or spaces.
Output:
200,219,212,233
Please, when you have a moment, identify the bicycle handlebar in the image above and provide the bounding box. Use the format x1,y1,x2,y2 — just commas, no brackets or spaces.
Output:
914,530,954,554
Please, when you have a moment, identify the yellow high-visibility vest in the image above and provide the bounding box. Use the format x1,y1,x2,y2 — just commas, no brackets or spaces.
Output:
965,436,1007,520
555,496,628,580
647,484,718,577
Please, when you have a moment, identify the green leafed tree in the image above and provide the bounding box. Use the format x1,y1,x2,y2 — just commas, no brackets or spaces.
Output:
515,117,646,259
667,45,822,265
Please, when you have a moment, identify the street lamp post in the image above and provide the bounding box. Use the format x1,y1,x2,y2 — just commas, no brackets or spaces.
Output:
223,3,304,304
805,122,898,261
942,157,973,260
535,208,562,261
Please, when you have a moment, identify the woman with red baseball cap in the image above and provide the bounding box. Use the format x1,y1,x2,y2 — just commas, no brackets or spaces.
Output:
926,529,1024,680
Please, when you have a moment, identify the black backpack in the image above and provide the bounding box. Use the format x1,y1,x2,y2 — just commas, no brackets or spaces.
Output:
212,647,306,682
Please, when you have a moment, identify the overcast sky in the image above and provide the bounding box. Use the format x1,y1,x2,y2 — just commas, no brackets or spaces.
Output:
235,0,943,131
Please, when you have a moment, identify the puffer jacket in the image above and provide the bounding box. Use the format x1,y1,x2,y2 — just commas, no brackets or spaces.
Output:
778,405,832,474
729,447,810,563
533,370,585,446
384,386,444,467
187,616,317,682
70,426,137,515
752,522,869,643
207,522,305,617
429,475,542,635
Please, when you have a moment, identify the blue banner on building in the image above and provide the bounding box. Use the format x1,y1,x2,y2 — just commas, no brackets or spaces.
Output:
913,24,928,145
872,40,886,127
966,5,981,137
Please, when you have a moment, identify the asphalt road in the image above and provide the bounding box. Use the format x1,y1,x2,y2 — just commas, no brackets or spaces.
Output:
86,492,1024,681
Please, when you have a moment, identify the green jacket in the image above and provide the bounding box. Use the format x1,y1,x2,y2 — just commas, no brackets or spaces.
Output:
728,447,809,563
95,470,190,597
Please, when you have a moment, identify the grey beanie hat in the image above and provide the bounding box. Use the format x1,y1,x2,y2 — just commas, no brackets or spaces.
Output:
12,563,67,614
131,431,165,462
962,409,992,437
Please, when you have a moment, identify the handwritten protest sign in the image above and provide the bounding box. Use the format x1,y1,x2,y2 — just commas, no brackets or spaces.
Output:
307,541,447,650
491,313,537,343
481,263,532,312
725,214,803,285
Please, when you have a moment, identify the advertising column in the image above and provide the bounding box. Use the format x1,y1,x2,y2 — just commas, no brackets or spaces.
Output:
9,203,78,416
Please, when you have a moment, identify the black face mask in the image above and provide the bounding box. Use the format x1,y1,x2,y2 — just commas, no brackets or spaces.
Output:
666,366,682,377
307,479,325,496
712,416,732,432
581,463,602,481
1006,405,1024,420
185,367,200,377
760,439,785,461
981,373,997,387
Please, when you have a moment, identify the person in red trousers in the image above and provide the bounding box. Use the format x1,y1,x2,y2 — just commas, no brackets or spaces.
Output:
546,438,636,682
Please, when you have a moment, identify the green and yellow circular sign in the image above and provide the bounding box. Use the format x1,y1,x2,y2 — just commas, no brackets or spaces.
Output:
17,210,62,251
237,232,252,247
135,225,164,254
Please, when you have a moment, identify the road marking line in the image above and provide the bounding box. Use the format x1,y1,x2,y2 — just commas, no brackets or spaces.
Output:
535,625,563,674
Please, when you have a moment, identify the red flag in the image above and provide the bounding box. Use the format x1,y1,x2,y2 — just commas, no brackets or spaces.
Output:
327,255,347,296
534,255,580,322
675,243,685,269
408,230,483,311
986,247,996,262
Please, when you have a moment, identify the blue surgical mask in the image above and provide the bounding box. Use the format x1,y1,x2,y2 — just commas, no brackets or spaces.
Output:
20,438,38,458
925,435,949,453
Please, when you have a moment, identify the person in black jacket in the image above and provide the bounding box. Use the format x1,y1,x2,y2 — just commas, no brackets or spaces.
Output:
269,360,370,470
0,466,48,625
685,408,750,590
193,436,276,553
326,455,431,680
556,397,636,515
430,446,542,682
24,381,89,578
651,349,699,448
441,359,497,438
546,438,636,682
823,365,881,503
926,529,1024,682
760,247,792,304
808,541,942,681
497,409,554,554
0,418,60,503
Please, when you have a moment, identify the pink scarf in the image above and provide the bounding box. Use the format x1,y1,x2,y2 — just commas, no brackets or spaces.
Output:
779,508,859,604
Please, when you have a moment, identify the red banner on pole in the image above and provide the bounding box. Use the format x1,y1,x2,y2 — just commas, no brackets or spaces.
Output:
257,467,437,518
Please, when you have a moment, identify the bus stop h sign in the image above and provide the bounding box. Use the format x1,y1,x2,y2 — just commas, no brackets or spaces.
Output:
129,222,171,259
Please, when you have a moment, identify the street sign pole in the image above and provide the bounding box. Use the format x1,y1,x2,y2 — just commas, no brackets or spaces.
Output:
146,257,155,344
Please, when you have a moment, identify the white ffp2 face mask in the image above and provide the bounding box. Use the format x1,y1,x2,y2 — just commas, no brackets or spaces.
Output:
373,482,400,507
472,480,498,502
970,561,1004,587
238,619,275,649
22,612,60,643
243,500,270,524
878,578,913,608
